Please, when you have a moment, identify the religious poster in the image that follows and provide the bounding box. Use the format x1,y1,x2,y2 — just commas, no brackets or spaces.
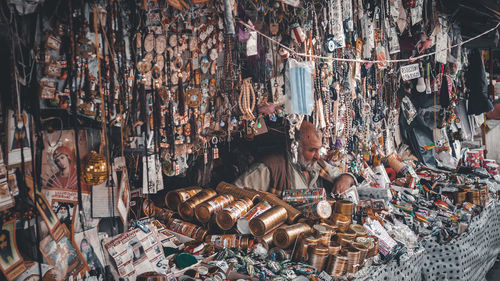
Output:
51,200,75,233
39,226,89,280
41,130,88,193
41,187,100,233
12,262,53,281
115,157,130,224
0,148,7,178
72,193,100,233
33,190,65,242
0,178,14,211
74,227,105,275
0,220,26,281
6,110,32,166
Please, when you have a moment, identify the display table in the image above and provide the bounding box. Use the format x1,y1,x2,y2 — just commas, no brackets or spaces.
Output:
486,119,500,163
355,248,425,281
421,199,500,281
356,182,500,281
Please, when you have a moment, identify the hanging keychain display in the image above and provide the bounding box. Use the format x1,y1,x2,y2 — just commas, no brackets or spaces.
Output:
212,137,219,160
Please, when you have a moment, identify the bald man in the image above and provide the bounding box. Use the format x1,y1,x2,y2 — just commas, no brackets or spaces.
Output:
234,121,356,195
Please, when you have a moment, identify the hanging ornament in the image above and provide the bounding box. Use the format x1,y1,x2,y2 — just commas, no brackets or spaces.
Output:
83,150,108,185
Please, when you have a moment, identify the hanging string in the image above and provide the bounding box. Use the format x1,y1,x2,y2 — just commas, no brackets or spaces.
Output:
239,20,500,63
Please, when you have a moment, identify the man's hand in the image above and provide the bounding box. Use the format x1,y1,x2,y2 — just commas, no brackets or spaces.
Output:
333,174,355,194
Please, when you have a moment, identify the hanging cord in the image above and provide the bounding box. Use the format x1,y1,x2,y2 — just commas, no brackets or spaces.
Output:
29,121,44,281
93,4,109,159
488,48,495,101
11,20,38,281
104,2,117,231
30,10,45,280
67,0,87,234
239,20,500,63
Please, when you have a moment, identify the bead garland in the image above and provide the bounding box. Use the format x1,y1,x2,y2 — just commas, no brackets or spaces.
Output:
238,78,256,121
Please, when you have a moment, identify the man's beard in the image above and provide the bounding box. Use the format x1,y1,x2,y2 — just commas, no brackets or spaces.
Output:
298,152,316,173
58,213,68,220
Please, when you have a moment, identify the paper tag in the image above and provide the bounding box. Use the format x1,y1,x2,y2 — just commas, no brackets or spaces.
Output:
142,155,158,194
283,0,300,7
435,19,448,64
361,16,374,58
318,271,333,281
330,0,346,49
410,0,423,26
342,0,354,32
400,64,421,81
388,25,401,54
156,156,164,191
213,147,219,159
246,31,258,56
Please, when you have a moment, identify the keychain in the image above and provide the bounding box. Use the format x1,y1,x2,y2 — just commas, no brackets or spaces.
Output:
212,136,219,159
204,142,208,164
288,114,301,163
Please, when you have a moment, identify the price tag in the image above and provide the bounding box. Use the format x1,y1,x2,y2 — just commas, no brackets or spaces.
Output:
318,271,333,281
400,63,421,81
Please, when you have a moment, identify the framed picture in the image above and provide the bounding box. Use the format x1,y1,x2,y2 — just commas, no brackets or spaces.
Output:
39,226,88,279
0,178,14,211
51,201,75,234
41,130,88,192
72,194,100,233
74,228,105,275
33,190,64,242
6,110,31,166
0,149,7,179
357,199,373,210
0,220,26,281
372,199,386,212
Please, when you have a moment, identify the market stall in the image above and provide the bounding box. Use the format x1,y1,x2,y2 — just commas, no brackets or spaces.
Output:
0,0,500,280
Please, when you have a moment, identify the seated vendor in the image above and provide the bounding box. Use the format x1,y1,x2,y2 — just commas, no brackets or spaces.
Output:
234,120,356,195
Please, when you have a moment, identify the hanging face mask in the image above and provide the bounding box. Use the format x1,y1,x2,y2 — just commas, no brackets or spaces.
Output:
284,59,315,115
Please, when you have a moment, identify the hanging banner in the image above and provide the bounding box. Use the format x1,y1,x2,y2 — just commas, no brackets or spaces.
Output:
0,220,26,281
32,190,65,242
39,226,89,280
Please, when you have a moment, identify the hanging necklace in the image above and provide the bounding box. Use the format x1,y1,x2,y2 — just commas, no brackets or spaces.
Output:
238,78,256,121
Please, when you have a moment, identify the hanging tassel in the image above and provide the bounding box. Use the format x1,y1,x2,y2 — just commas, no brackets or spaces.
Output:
178,77,185,116
190,112,197,143
439,73,450,108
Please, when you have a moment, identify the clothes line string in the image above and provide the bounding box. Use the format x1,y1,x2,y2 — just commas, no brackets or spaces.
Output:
238,20,500,64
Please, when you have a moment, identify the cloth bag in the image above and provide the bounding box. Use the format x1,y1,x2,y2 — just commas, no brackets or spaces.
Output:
466,49,493,115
